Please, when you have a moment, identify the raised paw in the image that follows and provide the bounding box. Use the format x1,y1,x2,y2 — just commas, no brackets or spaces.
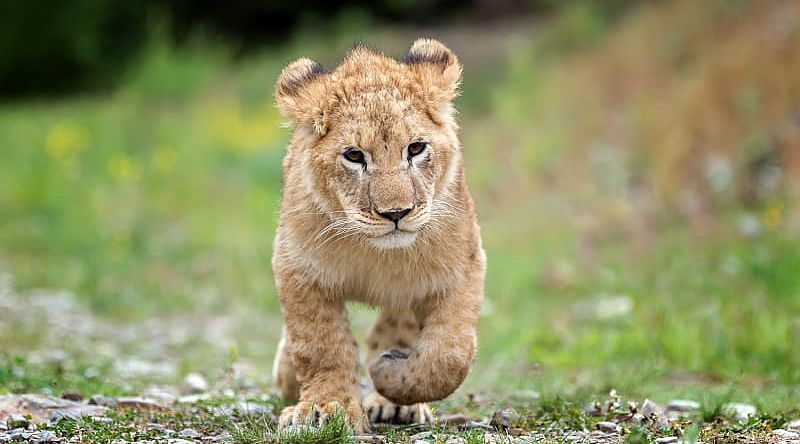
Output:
278,400,368,433
363,392,433,425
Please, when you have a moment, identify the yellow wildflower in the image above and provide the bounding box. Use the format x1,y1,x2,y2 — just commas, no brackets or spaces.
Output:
763,202,782,228
45,121,89,164
107,153,142,182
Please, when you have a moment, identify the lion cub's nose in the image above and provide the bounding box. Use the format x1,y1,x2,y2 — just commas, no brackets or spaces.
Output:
377,207,412,222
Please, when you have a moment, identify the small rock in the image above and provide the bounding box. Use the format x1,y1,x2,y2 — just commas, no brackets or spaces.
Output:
722,403,756,422
178,429,201,439
30,430,59,444
60,393,82,402
666,400,700,412
5,415,29,430
787,419,800,431
666,399,700,419
167,439,195,444
640,399,665,417
182,373,209,394
490,409,520,429
439,414,469,427
655,437,679,444
445,438,466,444
142,386,177,405
639,399,670,429
772,429,799,439
413,441,430,444
88,395,117,407
115,397,165,410
595,421,619,433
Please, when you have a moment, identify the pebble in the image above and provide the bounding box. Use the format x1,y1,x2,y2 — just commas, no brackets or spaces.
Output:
773,429,800,439
595,421,619,433
5,415,29,430
182,373,209,394
142,386,178,405
167,439,195,444
655,437,679,444
666,399,700,412
60,393,82,402
787,419,800,430
88,395,118,407
29,430,59,443
722,403,756,421
640,399,665,417
490,409,520,429
438,414,469,427
178,428,201,439
666,399,700,419
114,397,165,410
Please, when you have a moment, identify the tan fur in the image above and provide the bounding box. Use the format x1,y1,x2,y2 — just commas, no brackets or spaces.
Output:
271,39,485,432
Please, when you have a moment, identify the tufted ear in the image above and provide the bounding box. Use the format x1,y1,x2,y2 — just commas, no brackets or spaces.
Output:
275,58,329,135
402,39,461,122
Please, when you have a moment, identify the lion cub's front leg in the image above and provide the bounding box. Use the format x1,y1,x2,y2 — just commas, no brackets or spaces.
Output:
363,311,433,424
276,274,366,432
368,272,483,406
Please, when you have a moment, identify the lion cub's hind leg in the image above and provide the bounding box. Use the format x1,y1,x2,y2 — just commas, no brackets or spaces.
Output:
272,327,300,401
363,311,433,424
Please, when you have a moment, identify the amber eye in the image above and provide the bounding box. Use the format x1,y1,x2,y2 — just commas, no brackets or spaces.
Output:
343,147,365,164
408,141,427,158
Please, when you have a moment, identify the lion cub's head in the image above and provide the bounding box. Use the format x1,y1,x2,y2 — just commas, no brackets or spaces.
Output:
276,39,463,250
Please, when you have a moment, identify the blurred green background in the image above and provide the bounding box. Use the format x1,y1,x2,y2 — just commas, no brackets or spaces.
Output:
1,0,799,412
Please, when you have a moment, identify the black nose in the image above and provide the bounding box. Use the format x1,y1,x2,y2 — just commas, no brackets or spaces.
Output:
377,208,412,222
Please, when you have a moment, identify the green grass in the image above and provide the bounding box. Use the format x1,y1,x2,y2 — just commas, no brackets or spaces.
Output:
1,1,799,439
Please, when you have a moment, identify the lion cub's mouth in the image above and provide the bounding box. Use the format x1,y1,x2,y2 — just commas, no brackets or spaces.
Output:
368,229,418,250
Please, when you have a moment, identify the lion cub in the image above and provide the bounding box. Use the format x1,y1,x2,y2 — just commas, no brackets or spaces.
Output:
270,39,485,432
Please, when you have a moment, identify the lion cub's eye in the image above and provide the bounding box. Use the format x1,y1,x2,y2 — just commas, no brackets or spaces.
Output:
407,141,428,158
342,147,366,164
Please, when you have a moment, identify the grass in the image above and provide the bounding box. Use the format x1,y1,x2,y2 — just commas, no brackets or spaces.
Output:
1,0,800,441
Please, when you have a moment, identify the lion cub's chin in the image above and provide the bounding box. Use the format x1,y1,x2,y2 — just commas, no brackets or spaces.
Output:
368,230,418,250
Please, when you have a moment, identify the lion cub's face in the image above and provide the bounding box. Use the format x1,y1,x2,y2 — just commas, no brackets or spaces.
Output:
276,40,462,250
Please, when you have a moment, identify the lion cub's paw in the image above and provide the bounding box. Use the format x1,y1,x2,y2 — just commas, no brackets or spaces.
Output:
363,392,433,425
279,400,368,433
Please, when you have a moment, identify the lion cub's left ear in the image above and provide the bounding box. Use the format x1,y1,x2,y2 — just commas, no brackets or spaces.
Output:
275,58,329,135
402,38,462,123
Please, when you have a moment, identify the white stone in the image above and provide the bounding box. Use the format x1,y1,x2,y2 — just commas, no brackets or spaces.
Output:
773,429,800,439
655,437,678,444
595,421,619,433
722,403,756,421
182,373,209,394
666,399,700,412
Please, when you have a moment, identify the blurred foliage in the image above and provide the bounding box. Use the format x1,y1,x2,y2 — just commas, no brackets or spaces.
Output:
0,0,645,97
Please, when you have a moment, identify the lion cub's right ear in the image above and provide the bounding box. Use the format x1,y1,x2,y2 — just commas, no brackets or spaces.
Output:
275,58,328,135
